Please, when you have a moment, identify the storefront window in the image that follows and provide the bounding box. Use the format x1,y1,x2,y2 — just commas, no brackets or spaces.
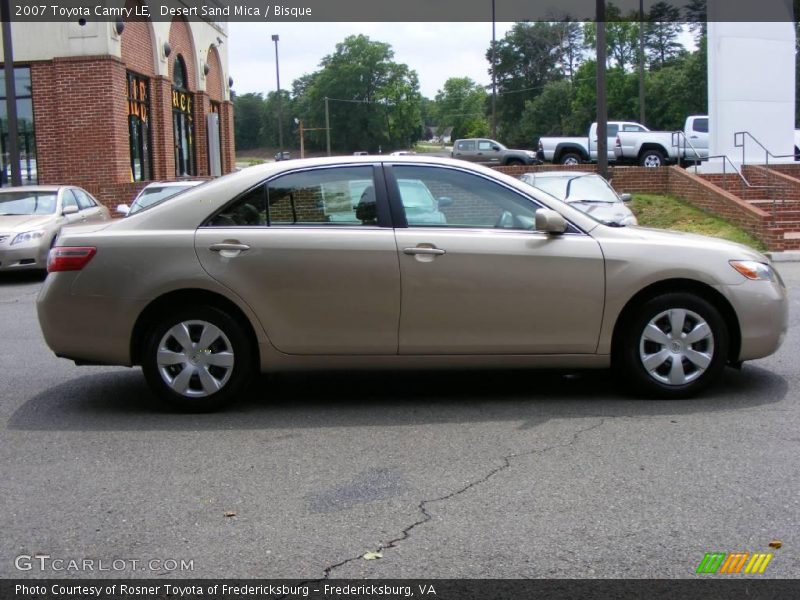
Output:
127,71,152,182
172,55,195,176
0,66,37,186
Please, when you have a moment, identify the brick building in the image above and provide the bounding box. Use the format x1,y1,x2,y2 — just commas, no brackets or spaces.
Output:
0,1,235,209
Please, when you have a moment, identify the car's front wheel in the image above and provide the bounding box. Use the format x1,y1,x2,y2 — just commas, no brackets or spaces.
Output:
142,306,254,412
617,293,729,398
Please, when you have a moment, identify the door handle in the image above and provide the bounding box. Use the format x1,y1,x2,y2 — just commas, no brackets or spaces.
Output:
210,242,250,252
690,135,699,139
403,247,446,256
209,242,250,257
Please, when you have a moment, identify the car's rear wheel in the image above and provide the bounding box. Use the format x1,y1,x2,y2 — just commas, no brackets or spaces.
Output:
617,293,729,398
142,306,253,412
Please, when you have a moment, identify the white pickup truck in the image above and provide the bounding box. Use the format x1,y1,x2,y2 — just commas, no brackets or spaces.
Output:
537,121,649,165
613,115,709,167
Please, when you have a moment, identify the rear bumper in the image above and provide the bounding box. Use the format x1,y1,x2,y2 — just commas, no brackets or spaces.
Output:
37,272,146,366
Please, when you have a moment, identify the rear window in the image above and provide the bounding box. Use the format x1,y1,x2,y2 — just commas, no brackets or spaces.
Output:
693,118,709,133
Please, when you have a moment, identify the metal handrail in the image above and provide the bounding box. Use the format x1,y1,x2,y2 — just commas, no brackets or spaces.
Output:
687,152,778,223
733,131,793,223
671,131,707,165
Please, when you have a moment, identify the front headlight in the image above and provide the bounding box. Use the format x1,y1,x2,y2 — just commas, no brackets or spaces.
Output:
525,151,536,158
730,260,776,282
621,214,638,226
11,230,46,245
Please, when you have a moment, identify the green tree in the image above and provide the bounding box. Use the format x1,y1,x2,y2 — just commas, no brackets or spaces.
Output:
301,34,423,153
260,90,296,149
233,92,266,151
488,22,565,146
553,20,586,80
519,80,577,142
645,1,684,68
434,77,489,140
583,3,640,71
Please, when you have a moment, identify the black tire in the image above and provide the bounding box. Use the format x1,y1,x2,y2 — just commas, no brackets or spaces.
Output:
142,305,254,412
639,149,666,168
615,293,729,399
506,158,524,166
559,152,582,166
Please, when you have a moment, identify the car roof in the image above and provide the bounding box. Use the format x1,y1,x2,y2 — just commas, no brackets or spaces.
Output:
0,185,64,193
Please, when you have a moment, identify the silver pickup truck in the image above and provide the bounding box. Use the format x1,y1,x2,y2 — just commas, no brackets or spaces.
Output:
451,139,540,166
538,121,649,165
614,115,709,167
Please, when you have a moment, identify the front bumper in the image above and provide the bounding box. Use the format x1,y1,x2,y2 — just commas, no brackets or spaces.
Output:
0,240,48,271
723,277,789,362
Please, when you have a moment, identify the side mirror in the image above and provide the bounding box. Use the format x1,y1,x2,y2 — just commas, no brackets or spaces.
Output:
619,193,632,203
62,205,79,215
116,204,130,215
437,196,454,208
535,208,567,234
491,145,501,151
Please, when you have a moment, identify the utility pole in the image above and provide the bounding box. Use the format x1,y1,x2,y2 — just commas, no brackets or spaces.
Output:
491,0,497,139
638,0,646,125
1,0,21,186
596,0,608,179
271,34,284,158
324,96,331,156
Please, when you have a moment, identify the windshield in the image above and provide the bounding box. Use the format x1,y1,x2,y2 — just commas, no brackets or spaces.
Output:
533,175,620,203
130,184,197,215
0,191,57,215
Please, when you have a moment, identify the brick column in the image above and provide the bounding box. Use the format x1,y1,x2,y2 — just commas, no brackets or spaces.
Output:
193,90,209,176
219,100,235,174
150,76,174,180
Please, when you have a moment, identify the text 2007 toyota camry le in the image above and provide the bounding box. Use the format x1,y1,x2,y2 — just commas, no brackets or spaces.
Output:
37,157,788,411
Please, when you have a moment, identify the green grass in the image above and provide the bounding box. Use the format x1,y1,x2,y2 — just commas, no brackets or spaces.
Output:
630,193,767,252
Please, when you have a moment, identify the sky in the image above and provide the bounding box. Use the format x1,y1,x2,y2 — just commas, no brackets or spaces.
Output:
227,22,516,100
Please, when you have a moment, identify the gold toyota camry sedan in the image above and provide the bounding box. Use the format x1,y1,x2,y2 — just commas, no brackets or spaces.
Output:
37,157,788,411
0,186,110,271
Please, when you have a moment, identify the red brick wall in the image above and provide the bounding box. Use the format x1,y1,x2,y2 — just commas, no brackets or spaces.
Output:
31,56,130,190
120,0,155,77
206,46,223,103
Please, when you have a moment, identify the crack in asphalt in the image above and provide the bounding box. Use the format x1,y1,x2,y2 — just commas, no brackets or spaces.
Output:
320,417,607,579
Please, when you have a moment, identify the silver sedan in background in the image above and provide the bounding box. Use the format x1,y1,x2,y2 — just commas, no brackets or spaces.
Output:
0,186,109,271
520,171,638,226
37,157,787,411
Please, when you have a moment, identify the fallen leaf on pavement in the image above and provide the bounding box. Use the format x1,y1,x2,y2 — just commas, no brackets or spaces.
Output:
363,551,383,560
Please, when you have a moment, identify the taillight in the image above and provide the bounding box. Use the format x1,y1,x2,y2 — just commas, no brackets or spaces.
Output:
47,247,97,272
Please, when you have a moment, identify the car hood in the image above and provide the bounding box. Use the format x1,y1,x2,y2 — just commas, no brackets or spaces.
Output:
613,225,768,261
0,214,57,231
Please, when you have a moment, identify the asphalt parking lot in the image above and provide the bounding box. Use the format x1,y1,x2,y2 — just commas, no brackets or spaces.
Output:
1,264,798,580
